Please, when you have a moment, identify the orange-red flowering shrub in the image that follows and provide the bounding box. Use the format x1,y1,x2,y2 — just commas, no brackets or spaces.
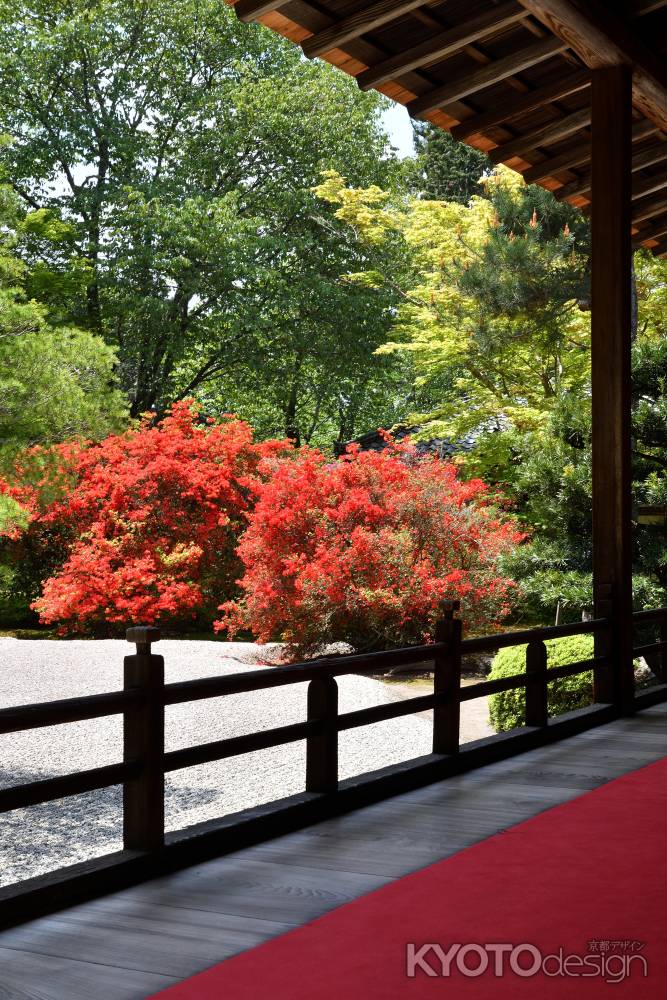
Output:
216,440,523,653
5,401,286,634
2,414,522,645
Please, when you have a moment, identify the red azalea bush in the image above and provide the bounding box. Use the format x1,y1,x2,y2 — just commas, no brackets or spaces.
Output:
216,440,523,654
4,401,286,634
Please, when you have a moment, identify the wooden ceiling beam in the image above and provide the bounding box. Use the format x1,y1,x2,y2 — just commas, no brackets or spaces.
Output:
522,143,590,183
234,0,285,22
632,171,667,200
488,106,590,163
451,69,590,140
634,0,667,15
632,190,667,223
231,0,517,139
522,118,658,184
407,36,568,118
557,141,667,199
356,2,528,91
633,214,667,243
302,0,425,59
515,0,667,132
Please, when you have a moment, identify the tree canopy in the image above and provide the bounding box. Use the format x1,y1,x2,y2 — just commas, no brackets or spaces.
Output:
0,0,407,443
0,181,125,456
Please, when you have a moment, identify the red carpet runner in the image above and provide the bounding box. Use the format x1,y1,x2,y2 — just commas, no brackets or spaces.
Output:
152,757,667,998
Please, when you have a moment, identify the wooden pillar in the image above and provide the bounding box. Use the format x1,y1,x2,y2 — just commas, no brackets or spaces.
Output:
433,601,462,754
591,66,634,712
525,639,548,728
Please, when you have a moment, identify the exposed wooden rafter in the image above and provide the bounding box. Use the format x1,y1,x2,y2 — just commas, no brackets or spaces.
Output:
632,190,667,223
451,70,590,140
302,0,425,60
234,0,284,22
634,214,667,244
557,141,667,200
522,119,658,184
488,106,590,163
632,171,667,200
407,36,568,119
229,0,667,242
356,3,528,91
634,0,667,15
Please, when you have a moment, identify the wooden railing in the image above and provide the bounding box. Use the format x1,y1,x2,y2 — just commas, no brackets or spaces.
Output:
1,602,667,928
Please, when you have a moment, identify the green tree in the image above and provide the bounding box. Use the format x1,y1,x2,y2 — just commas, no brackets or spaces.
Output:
498,252,667,623
411,123,489,204
316,166,590,450
0,0,402,430
0,183,125,455
173,175,411,446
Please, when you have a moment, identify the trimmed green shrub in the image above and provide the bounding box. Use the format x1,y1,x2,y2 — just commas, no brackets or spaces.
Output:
488,634,594,732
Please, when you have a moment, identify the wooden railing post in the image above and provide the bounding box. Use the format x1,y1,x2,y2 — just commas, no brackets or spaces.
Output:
433,600,462,755
593,582,615,704
306,674,338,793
525,639,548,727
124,626,165,851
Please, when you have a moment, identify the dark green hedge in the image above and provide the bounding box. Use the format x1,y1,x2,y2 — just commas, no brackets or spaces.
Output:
488,634,595,733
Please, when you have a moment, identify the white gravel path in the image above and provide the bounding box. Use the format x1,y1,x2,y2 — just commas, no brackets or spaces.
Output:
0,638,433,887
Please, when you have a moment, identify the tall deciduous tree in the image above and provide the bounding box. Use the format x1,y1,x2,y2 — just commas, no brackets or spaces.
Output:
0,0,402,433
0,182,126,456
316,166,590,452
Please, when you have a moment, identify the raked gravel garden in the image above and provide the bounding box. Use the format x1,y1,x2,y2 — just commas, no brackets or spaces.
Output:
0,637,492,887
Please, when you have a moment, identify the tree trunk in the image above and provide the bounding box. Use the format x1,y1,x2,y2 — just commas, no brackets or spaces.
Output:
284,355,303,447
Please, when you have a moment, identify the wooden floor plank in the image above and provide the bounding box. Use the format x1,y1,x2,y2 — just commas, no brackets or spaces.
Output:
0,898,293,980
1,703,666,1000
124,857,392,923
0,947,176,1000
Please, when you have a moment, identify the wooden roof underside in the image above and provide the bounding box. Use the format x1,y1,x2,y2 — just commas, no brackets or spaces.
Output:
229,0,667,257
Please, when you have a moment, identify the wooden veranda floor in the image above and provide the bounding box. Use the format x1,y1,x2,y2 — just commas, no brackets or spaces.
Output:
2,702,667,1000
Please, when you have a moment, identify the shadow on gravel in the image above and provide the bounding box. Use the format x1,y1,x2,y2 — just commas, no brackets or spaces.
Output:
0,766,224,888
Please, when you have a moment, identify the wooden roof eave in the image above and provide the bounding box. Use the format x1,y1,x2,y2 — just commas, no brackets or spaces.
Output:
229,0,667,257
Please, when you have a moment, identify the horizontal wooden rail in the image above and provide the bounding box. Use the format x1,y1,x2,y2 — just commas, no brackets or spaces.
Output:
461,618,607,655
337,692,441,731
0,761,140,813
633,640,667,657
164,720,319,771
0,689,143,736
459,673,528,701
633,608,667,622
163,643,443,704
458,656,606,704
546,657,606,681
